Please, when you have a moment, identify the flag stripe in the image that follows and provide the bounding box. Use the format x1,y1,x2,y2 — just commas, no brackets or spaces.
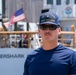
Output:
9,8,25,25
15,8,24,16
13,14,25,23
3,22,9,28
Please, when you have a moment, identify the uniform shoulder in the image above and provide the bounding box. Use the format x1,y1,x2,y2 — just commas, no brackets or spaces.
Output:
26,47,42,59
59,44,76,54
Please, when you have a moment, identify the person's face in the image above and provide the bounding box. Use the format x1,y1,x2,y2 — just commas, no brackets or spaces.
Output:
38,24,61,42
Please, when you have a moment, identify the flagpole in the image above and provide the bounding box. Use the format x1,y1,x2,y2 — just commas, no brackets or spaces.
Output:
21,2,29,31
21,3,31,48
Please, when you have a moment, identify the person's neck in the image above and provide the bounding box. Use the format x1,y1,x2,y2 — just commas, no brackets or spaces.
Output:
42,41,59,50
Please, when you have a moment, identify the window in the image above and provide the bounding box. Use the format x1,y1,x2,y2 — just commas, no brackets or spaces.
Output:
74,0,76,4
56,0,61,5
66,0,70,5
47,0,53,5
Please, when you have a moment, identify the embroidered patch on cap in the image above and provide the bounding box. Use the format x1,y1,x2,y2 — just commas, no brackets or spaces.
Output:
39,12,60,26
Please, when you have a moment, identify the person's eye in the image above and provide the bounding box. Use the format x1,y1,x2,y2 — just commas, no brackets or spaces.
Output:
51,26,54,28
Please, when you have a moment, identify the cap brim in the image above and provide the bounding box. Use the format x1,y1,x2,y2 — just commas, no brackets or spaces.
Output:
39,22,59,26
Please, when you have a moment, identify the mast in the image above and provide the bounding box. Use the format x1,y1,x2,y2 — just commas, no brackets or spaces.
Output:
2,0,8,31
21,2,29,31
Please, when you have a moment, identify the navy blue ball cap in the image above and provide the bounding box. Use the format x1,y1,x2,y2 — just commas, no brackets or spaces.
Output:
39,12,60,26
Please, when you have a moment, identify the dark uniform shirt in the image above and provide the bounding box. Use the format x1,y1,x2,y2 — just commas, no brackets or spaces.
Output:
23,44,76,75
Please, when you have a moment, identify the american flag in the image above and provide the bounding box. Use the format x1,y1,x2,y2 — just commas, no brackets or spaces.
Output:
3,22,10,28
9,8,25,25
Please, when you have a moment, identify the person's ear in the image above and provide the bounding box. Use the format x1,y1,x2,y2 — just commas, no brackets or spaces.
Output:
38,28,41,34
58,28,61,35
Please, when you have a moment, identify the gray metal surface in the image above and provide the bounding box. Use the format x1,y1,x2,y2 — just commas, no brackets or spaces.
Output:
0,48,34,75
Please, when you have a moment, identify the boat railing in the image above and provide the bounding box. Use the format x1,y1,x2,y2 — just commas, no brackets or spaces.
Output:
0,25,75,48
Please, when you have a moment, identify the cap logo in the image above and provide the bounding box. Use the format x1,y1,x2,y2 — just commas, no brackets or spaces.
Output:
39,12,60,25
41,19,46,22
46,15,49,18
51,14,56,19
50,20,55,22
41,15,45,18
